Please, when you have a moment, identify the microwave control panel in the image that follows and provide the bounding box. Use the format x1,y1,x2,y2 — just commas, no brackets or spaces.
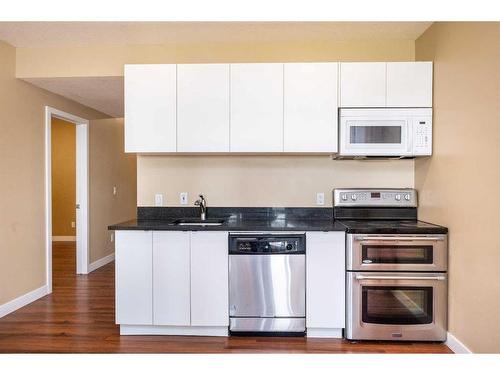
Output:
413,117,432,155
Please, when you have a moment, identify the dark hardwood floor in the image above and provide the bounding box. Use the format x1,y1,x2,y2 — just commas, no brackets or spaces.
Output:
0,242,452,353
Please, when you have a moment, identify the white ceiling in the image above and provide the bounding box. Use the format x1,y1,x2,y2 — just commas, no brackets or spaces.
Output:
3,22,432,118
24,77,124,118
0,22,432,47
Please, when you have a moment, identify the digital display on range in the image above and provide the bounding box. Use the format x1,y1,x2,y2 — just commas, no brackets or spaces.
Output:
371,192,381,199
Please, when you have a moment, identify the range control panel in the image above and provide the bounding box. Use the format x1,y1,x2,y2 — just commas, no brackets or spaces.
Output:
333,189,417,208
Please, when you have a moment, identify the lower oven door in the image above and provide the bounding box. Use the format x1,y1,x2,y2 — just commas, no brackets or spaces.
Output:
346,272,447,341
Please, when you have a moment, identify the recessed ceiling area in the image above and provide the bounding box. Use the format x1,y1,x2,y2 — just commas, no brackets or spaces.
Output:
0,22,432,47
24,77,124,118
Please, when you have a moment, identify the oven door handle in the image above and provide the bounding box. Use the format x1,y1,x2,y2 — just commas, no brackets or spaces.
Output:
355,275,446,281
357,236,445,241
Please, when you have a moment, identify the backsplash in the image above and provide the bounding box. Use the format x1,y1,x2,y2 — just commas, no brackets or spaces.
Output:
137,155,414,207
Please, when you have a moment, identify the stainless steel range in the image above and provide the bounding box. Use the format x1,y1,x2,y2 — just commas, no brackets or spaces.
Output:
334,188,448,342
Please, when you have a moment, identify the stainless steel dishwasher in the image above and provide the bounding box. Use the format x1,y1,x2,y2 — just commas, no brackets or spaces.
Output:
228,232,306,335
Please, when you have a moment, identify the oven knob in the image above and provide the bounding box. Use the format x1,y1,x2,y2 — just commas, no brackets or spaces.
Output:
395,194,401,201
351,194,357,201
341,194,348,201
404,194,411,201
286,244,293,251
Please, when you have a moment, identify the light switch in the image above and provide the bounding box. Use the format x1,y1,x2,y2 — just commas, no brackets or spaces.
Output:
113,186,117,196
316,192,325,206
155,193,164,207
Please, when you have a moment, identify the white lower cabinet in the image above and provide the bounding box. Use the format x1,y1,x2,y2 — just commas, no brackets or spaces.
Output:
115,231,153,325
153,231,191,326
306,231,345,338
190,232,229,326
116,230,229,335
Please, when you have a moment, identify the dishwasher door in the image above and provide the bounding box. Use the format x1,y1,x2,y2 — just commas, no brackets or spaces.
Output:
229,254,306,318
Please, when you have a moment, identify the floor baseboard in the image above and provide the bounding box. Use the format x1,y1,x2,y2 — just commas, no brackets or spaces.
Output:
88,253,115,273
52,236,76,241
446,332,472,353
0,285,49,319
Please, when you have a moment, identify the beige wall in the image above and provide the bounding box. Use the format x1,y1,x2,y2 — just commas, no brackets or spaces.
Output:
415,22,500,353
138,156,414,207
89,118,136,263
51,118,76,237
15,40,415,78
0,40,108,306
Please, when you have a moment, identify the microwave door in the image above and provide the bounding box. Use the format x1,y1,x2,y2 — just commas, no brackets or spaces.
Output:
341,118,410,156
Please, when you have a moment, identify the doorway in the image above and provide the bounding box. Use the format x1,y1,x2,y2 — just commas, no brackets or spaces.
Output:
45,107,89,294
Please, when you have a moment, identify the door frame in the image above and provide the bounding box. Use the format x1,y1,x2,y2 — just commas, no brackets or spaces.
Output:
45,106,90,293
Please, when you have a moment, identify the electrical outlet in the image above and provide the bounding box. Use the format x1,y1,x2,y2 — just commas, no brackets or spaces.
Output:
71,221,76,228
113,186,117,196
316,192,325,206
155,193,164,207
180,192,188,205
110,233,114,242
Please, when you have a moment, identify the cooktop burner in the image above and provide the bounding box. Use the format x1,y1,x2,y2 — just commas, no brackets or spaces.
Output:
333,188,448,234
337,219,448,234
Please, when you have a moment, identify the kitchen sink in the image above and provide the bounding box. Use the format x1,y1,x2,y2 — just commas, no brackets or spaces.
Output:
171,218,225,226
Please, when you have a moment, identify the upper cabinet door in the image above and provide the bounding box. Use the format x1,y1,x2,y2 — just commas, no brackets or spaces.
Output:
177,64,230,152
190,231,229,327
124,64,177,152
284,63,338,152
386,62,433,107
340,62,386,107
230,63,284,152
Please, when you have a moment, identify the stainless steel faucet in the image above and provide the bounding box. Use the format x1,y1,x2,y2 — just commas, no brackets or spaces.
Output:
194,194,207,221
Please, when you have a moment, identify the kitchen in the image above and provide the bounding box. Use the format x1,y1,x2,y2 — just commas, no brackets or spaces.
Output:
1,12,500,373
111,61,445,341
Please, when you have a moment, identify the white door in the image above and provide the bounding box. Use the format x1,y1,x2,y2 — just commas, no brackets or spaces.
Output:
124,64,177,152
340,62,386,107
306,231,346,329
115,231,153,325
230,63,284,152
386,62,433,107
190,231,229,326
284,63,338,152
153,231,191,326
177,64,230,152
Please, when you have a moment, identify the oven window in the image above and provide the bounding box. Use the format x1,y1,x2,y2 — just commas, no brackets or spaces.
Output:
362,245,433,264
350,126,402,144
362,286,433,325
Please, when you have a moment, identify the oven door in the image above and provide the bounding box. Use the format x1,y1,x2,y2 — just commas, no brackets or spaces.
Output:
339,116,411,156
347,234,448,272
346,272,447,341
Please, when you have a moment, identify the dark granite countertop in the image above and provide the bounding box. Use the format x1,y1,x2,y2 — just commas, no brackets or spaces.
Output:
108,206,345,232
108,217,346,232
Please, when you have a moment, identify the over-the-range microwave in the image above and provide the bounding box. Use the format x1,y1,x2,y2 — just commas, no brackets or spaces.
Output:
338,108,432,158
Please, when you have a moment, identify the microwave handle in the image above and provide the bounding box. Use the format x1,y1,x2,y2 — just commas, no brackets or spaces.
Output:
357,236,445,241
356,275,446,281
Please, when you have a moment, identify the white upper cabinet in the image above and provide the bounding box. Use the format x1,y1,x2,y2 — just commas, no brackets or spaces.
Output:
124,64,177,152
177,64,230,152
340,62,386,107
284,63,338,152
190,232,229,326
153,231,191,326
230,63,284,152
386,62,433,107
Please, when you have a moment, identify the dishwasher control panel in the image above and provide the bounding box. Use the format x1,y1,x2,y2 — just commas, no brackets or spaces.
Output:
229,233,306,254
